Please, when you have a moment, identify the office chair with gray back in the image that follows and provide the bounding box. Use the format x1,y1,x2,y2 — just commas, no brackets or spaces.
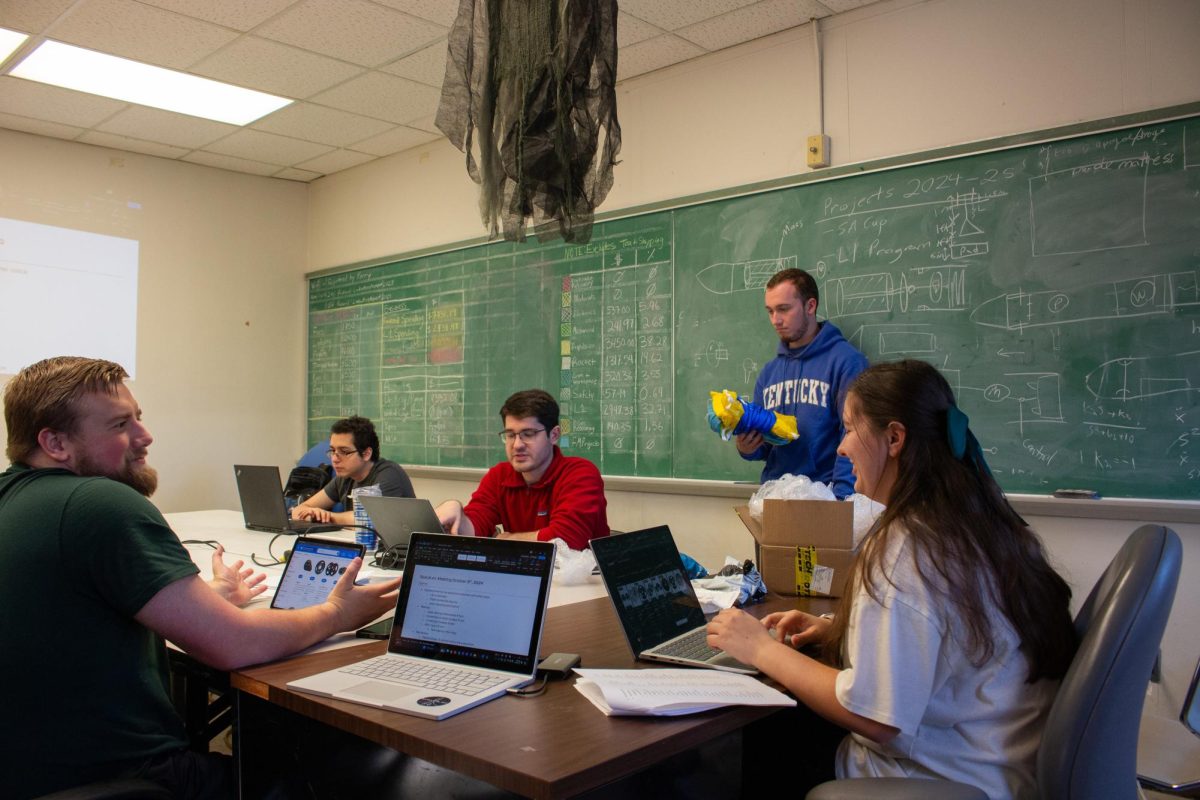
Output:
808,524,1183,800
1137,653,1200,796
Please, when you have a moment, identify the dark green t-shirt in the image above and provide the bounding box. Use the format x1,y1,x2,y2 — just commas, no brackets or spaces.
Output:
0,464,199,798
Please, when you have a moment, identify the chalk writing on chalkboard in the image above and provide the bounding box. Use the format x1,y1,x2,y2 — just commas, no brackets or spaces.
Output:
309,114,1200,500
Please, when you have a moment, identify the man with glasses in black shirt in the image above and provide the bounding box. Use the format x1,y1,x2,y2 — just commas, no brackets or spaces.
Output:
292,415,414,526
435,389,609,550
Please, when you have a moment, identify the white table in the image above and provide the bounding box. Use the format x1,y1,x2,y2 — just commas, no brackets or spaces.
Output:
166,509,609,613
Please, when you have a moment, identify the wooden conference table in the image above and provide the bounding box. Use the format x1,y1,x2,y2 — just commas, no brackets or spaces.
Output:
168,511,834,799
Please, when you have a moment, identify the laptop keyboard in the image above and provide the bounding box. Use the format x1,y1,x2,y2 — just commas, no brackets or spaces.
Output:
656,627,722,661
341,656,510,696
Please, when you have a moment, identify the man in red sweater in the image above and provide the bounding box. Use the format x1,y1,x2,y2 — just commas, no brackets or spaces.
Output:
435,389,609,550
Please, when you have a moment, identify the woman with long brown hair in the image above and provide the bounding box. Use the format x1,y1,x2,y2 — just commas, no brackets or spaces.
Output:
708,359,1076,799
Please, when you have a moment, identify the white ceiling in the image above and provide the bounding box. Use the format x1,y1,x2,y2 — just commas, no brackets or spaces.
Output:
0,0,879,182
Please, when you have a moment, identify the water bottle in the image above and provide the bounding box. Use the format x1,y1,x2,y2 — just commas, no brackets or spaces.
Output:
351,484,382,551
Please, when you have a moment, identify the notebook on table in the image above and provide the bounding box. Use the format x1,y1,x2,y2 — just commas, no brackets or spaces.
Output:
590,525,757,674
233,464,340,534
288,532,556,720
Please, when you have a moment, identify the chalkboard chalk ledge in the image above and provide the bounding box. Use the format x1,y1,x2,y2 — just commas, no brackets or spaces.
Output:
406,466,1199,523
1007,494,1200,525
406,465,756,498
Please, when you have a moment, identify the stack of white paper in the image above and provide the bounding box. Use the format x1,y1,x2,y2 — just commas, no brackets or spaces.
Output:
573,668,795,716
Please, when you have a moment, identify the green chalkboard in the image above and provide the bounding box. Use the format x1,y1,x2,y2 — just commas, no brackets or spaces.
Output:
309,111,1200,500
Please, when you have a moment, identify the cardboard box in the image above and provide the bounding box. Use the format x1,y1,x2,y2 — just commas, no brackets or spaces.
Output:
757,544,855,598
735,500,853,549
735,500,857,597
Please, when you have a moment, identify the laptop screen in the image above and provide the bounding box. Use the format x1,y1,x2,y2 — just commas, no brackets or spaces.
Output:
271,537,365,609
388,533,555,674
590,526,708,653
233,464,288,527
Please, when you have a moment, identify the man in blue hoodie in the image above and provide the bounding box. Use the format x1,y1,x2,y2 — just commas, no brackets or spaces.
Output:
737,268,868,498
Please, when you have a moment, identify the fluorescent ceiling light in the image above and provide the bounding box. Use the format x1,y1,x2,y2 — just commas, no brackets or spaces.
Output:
10,40,292,125
0,27,29,64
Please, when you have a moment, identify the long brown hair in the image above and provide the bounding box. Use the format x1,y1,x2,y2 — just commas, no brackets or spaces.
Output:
822,360,1076,682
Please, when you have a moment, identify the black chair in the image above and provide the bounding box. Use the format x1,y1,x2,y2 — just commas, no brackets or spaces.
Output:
1137,654,1200,796
808,524,1182,800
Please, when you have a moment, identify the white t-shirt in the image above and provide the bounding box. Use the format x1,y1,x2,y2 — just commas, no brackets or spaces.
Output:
832,525,1058,800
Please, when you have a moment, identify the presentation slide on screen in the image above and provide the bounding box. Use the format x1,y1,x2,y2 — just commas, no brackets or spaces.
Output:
401,565,540,655
0,217,139,376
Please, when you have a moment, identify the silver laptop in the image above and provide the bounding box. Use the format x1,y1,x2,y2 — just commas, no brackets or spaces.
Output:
590,525,756,674
288,532,556,720
233,464,340,534
357,496,445,561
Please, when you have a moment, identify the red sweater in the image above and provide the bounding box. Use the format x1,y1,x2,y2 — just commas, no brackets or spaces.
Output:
463,448,609,550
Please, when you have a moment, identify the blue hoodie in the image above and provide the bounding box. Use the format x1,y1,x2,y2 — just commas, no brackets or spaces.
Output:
740,320,868,497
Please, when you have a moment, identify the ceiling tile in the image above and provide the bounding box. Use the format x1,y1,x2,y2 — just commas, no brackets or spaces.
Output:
48,0,238,70
818,0,865,12
183,150,281,176
677,0,830,51
406,112,440,133
203,127,332,165
96,106,238,149
616,35,706,81
350,124,439,156
0,0,76,33
617,12,666,48
191,36,363,99
0,76,127,127
379,39,447,87
296,147,375,173
312,70,439,124
374,0,460,27
0,111,83,141
78,130,190,159
136,0,299,31
273,166,323,182
252,101,392,146
256,0,446,67
618,0,760,31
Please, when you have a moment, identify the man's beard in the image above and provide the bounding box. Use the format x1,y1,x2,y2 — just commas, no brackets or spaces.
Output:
77,453,159,497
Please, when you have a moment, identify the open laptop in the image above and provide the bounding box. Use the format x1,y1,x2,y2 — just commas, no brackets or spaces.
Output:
270,537,365,610
357,496,445,567
590,525,756,674
288,532,555,720
233,464,340,534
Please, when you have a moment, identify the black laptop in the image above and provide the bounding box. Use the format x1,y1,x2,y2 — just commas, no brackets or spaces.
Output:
233,464,340,534
591,525,756,674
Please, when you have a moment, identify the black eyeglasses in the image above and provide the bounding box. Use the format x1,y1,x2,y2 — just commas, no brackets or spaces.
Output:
498,428,546,443
326,447,361,458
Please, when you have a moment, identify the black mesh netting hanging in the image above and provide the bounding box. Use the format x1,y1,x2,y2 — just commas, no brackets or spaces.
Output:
435,0,621,244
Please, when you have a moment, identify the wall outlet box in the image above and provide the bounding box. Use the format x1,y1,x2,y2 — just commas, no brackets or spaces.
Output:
807,134,831,168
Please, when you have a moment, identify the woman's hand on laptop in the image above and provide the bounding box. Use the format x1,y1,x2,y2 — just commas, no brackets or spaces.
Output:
761,610,832,649
706,608,779,667
325,557,402,630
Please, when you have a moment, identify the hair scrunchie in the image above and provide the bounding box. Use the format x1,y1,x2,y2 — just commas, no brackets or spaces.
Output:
946,405,993,477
